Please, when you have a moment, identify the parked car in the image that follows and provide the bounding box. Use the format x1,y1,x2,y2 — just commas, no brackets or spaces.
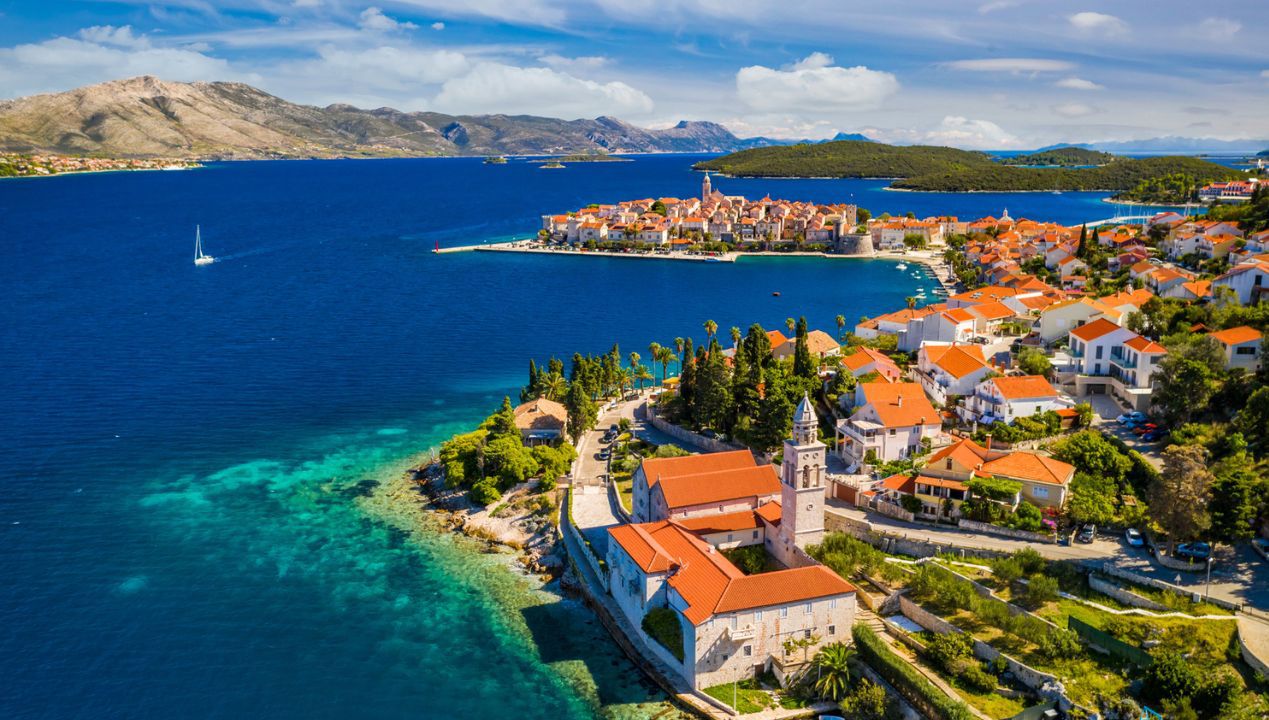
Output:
1077,524,1096,543
1253,538,1269,561
1142,428,1167,442
1176,541,1212,561
1125,528,1145,548
1133,423,1159,436
1117,411,1146,425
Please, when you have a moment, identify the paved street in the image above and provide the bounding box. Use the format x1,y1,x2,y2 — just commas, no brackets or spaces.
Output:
1085,393,1165,469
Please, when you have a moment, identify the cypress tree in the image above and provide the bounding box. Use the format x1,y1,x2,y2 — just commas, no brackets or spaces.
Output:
794,316,815,378
679,337,697,412
522,359,539,402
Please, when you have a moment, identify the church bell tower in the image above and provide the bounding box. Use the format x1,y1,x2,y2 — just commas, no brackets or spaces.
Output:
702,172,712,202
776,394,827,565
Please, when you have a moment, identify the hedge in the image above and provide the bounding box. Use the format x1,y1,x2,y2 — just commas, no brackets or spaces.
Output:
853,624,974,720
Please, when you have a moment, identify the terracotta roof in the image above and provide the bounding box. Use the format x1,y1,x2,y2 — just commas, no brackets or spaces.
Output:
642,449,755,489
1180,280,1212,298
1210,326,1262,346
879,473,916,494
857,382,939,428
980,453,1074,486
943,308,977,324
966,301,1015,321
513,398,567,432
656,465,781,509
988,375,1058,401
842,347,896,372
607,521,854,625
805,330,841,355
915,475,969,492
766,329,789,348
1124,336,1167,354
1069,317,1124,342
1100,288,1153,309
927,437,990,470
923,344,989,379
755,501,782,525
675,504,778,534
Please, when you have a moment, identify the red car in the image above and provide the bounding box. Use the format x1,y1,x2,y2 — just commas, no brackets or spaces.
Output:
1133,423,1158,436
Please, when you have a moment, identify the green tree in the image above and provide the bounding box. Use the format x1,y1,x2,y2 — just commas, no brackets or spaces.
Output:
793,316,815,378
694,339,733,430
438,429,487,488
703,318,717,341
532,444,576,491
1208,443,1263,543
1051,430,1132,486
522,359,540,402
1149,444,1214,552
564,381,597,444
1153,335,1225,425
810,643,855,701
486,396,520,440
484,435,539,486
1016,347,1053,377
1233,386,1269,457
835,313,847,340
1142,651,1200,708
838,679,893,720
749,363,795,452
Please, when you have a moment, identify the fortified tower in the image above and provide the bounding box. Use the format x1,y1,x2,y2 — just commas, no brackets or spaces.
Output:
774,394,827,566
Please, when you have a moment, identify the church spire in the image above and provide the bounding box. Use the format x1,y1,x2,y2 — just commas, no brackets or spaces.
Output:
702,171,712,202
793,393,817,446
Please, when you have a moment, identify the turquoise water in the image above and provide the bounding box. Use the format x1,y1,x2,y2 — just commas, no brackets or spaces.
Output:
1,154,1116,718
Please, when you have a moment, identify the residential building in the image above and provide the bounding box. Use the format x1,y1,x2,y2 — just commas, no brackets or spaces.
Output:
1212,259,1269,305
1064,318,1166,412
840,347,902,382
835,382,941,469
1210,326,1263,372
913,343,992,406
960,375,1063,425
512,398,568,445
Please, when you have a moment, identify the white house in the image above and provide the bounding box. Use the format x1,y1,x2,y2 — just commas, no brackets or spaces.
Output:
1212,260,1269,306
913,343,992,406
835,382,941,469
1065,318,1166,412
1210,326,1263,372
961,375,1063,425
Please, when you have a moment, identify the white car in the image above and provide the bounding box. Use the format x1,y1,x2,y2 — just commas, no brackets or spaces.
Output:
1125,528,1145,548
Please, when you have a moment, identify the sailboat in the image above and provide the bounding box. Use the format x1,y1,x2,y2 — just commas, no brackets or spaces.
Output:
194,225,215,265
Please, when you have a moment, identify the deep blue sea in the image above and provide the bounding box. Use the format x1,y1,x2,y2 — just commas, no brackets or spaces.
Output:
1,154,1122,719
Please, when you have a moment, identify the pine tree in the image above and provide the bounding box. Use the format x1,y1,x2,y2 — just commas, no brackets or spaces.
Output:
750,363,795,453
488,396,520,441
694,338,733,431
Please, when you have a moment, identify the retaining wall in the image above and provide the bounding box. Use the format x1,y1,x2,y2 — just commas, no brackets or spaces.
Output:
956,519,1056,544
1087,574,1170,612
1089,561,1242,612
647,411,746,454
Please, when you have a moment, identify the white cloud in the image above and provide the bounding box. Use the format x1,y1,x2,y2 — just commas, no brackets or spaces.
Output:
430,22,445,30
1052,102,1096,117
1262,70,1269,79
977,0,1017,13
735,54,898,113
866,115,1022,150
538,54,609,73
292,0,321,6
944,58,1073,73
1055,77,1103,90
432,62,653,117
1068,11,1127,35
77,25,149,48
358,7,418,32
0,34,247,99
1198,17,1241,39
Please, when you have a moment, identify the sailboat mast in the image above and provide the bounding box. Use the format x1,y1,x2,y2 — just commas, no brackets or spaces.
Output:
195,225,202,259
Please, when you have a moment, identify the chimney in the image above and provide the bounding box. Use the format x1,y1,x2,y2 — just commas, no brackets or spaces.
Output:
897,395,904,407
986,433,993,452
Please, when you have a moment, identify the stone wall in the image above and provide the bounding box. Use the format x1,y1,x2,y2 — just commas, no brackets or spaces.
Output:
647,410,746,454
1090,561,1243,613
824,509,1008,561
837,233,874,255
956,519,1056,544
1087,574,1170,611
1238,616,1269,682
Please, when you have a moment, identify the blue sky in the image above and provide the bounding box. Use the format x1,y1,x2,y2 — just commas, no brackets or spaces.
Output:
0,0,1266,148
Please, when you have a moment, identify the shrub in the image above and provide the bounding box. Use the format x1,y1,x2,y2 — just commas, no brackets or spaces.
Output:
723,545,770,575
641,607,684,661
900,494,924,514
837,679,894,720
989,557,1024,585
1036,629,1082,661
958,662,997,693
1007,501,1043,532
1014,547,1047,575
469,478,501,505
926,631,974,671
808,532,889,578
1142,650,1199,706
853,624,974,720
1023,574,1060,607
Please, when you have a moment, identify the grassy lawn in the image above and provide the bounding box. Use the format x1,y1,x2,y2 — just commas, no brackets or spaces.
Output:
944,673,1027,719
613,475,632,513
702,682,773,714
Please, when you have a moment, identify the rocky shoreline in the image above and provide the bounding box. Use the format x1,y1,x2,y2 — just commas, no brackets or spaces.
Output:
360,455,568,583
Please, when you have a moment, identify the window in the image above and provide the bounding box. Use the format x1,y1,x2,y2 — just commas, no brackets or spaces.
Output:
889,428,896,436
754,610,762,621
727,533,734,542
829,598,837,609
828,625,836,636
946,458,953,470
1236,346,1256,355
804,602,813,615
1095,345,1103,359
1033,487,1049,499
730,616,737,630
804,629,812,640
780,607,788,619
752,530,759,540
743,645,752,657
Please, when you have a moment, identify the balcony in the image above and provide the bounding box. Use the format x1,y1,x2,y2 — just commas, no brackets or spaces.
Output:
727,625,757,641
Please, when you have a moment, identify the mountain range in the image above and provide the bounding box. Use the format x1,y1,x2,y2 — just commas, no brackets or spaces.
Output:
1035,137,1269,155
0,76,777,159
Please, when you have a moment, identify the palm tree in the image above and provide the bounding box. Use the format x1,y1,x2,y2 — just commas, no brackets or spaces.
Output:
906,296,917,311
704,319,717,341
635,365,653,391
655,346,674,384
785,317,795,335
540,373,566,401
648,341,662,368
835,314,846,341
674,336,685,362
811,643,855,701
628,352,641,392
729,326,741,347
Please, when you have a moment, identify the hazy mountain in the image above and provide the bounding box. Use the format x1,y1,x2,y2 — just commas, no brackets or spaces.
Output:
1036,137,1269,154
0,76,760,159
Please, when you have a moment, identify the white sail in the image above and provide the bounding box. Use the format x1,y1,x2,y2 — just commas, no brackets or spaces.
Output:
194,225,215,265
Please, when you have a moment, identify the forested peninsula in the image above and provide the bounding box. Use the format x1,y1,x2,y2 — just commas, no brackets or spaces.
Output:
693,141,1243,196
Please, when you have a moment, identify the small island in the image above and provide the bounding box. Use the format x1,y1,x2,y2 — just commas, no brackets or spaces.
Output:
483,156,508,164
532,152,631,165
0,152,198,178
693,140,1243,195
539,160,565,169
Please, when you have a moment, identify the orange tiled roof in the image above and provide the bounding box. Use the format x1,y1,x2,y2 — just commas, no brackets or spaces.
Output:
1210,325,1262,346
858,382,939,428
675,503,780,534
656,465,780,509
513,398,568,431
980,453,1074,486
805,330,841,355
924,344,989,379
1124,336,1167,354
642,449,755,489
988,375,1057,400
928,437,991,469
1069,317,1124,342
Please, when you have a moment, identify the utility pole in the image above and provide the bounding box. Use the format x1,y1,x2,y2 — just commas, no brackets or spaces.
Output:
1205,556,1213,601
